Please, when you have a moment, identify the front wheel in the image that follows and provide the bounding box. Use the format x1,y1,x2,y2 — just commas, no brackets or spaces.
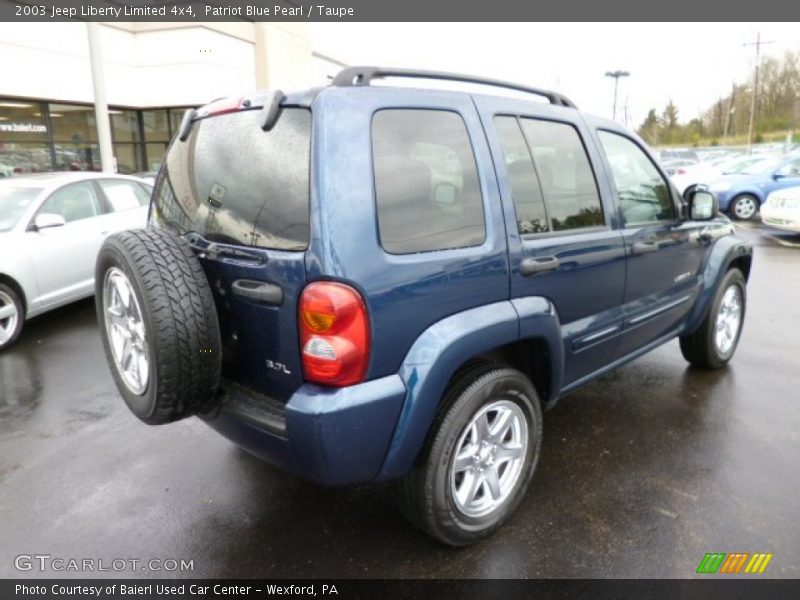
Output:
395,366,542,546
729,194,759,221
680,268,746,369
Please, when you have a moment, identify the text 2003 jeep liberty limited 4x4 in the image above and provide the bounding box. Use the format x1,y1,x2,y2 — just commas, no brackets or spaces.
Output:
95,67,752,545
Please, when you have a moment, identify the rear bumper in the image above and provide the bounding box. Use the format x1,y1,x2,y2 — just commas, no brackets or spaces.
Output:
201,375,407,486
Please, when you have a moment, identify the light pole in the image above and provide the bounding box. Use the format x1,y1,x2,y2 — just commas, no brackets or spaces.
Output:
605,70,630,122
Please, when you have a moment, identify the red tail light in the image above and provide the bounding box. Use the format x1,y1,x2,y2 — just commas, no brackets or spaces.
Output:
299,282,370,387
677,168,687,175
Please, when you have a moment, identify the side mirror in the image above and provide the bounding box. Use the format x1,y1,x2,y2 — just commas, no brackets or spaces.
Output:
772,172,786,180
34,213,66,230
688,190,717,221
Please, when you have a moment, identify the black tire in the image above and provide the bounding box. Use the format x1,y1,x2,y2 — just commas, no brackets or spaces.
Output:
395,365,543,546
680,268,746,369
0,283,24,351
95,227,221,425
728,194,759,221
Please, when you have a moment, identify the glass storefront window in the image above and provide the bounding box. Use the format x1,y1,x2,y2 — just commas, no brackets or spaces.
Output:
0,100,48,144
53,143,100,172
50,103,97,144
0,144,52,175
111,109,140,143
143,110,169,142
113,143,141,174
145,143,167,172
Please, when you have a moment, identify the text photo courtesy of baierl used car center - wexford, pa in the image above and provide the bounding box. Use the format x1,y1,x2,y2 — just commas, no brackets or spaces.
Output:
1,2,800,599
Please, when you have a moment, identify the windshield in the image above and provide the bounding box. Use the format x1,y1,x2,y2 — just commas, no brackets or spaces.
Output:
725,158,777,175
0,184,42,232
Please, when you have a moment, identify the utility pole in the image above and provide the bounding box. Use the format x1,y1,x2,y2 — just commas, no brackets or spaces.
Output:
744,33,774,154
723,83,736,146
605,70,630,121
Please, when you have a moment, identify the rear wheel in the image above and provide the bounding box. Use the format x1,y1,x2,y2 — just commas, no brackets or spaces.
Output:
395,366,542,546
729,194,759,220
96,228,222,424
0,284,24,351
680,268,746,369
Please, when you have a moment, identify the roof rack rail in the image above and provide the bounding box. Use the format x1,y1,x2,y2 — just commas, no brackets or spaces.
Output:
331,66,577,109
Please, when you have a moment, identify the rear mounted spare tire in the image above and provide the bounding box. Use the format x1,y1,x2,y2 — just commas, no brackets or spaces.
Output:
96,227,222,425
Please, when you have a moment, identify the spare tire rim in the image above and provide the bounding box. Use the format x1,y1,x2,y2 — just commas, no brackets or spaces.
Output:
0,290,19,346
715,284,742,355
103,268,149,395
450,399,528,518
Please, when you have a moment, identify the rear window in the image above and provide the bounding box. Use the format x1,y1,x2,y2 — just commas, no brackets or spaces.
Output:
151,108,311,251
372,109,486,254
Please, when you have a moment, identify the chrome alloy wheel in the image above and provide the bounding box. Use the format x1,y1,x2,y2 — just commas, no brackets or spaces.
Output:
0,290,19,346
733,196,757,220
450,399,528,518
103,268,149,395
715,285,742,355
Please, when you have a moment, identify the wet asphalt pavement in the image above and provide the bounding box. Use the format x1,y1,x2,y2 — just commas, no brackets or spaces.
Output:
1,223,798,579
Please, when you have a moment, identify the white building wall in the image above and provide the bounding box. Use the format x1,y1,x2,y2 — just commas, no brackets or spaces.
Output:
0,22,314,107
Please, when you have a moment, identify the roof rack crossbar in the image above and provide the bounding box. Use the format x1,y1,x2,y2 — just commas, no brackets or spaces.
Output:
331,66,577,109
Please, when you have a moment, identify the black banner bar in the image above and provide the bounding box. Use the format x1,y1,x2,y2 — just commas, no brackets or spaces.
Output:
3,579,800,600
1,0,800,22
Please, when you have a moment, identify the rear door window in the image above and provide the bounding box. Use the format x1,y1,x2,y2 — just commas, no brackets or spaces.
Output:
151,108,311,250
98,179,150,211
518,118,604,232
39,181,102,223
372,109,486,254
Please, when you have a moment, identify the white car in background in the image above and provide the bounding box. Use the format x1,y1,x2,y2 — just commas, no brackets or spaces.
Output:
761,186,800,233
0,172,152,350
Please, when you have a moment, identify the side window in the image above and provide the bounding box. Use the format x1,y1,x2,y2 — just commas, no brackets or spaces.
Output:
98,179,150,211
519,118,604,232
776,159,800,178
598,131,676,225
372,109,486,254
39,181,101,223
494,116,549,235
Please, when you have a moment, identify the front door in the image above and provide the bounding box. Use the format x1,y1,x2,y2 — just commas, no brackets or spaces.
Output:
593,130,708,359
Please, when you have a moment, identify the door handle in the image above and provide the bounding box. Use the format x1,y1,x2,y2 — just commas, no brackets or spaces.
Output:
632,241,659,255
520,256,560,276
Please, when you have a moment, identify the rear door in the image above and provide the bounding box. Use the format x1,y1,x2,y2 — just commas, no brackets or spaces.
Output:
150,107,311,402
475,97,627,386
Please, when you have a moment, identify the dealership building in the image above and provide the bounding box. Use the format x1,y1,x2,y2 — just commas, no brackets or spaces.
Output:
0,21,339,176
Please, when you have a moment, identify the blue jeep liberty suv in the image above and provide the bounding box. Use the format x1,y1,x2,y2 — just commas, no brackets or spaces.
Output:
96,67,753,545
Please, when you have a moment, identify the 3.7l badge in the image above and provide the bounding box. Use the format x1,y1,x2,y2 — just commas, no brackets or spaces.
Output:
265,360,291,375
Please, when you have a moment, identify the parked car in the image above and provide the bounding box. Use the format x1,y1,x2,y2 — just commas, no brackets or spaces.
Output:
707,155,800,220
95,67,752,546
761,186,800,233
0,172,152,350
660,148,700,163
671,154,757,197
131,171,157,185
661,158,698,176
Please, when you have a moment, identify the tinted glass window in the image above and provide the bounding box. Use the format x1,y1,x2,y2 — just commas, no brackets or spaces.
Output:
494,116,549,235
40,181,101,223
519,119,604,232
372,109,485,254
98,179,150,211
598,131,675,225
776,159,800,177
151,108,311,251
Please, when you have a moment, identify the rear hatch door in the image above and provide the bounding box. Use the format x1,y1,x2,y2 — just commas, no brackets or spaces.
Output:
150,103,311,402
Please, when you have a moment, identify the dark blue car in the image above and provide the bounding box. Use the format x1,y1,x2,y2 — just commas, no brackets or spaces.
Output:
94,67,753,546
708,154,800,220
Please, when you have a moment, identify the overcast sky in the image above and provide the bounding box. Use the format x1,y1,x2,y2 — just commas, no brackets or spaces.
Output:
312,22,800,128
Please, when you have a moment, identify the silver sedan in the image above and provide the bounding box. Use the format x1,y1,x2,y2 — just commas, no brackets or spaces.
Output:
0,172,152,350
